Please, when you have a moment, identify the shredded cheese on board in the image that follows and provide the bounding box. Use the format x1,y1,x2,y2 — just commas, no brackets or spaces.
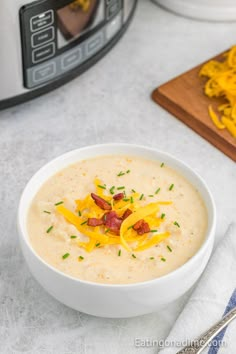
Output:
199,46,236,138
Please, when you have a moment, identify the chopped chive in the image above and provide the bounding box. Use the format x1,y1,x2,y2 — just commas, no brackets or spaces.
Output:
118,250,121,256
43,210,51,214
80,220,87,226
78,210,82,216
117,186,125,190
161,257,166,262
148,195,154,197
131,189,136,193
161,213,165,219
167,245,172,252
105,228,110,233
155,187,161,194
126,170,131,174
117,171,125,177
62,253,70,259
130,196,134,204
96,243,101,247
110,186,115,194
70,235,77,239
123,198,130,202
139,194,144,200
150,229,158,233
127,225,133,230
98,184,106,190
174,221,180,227
150,257,155,260
55,201,63,206
160,162,164,167
132,254,136,259
46,225,53,233
78,256,84,261
169,184,174,191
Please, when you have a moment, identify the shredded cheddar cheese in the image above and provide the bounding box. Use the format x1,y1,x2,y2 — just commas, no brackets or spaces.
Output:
56,179,172,253
199,46,236,138
56,204,109,244
208,105,225,130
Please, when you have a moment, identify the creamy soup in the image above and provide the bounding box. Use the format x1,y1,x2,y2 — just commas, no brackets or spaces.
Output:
28,155,207,284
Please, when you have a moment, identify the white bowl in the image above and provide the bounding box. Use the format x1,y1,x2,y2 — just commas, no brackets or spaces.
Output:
17,144,216,318
153,0,236,21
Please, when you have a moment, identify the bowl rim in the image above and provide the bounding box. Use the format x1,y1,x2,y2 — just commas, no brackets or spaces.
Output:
17,143,216,288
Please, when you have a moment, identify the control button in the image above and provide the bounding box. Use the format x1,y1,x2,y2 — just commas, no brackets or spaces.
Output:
32,62,56,83
106,12,122,40
85,31,104,58
30,10,54,32
61,48,82,70
32,43,55,63
31,27,54,48
106,0,121,20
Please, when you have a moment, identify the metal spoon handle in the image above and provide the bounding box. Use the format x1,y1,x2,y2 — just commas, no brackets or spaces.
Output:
176,307,236,354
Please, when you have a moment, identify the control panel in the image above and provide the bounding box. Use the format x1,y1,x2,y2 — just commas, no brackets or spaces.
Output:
20,0,123,89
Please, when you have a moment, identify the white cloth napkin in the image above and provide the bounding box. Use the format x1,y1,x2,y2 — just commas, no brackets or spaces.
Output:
159,223,236,354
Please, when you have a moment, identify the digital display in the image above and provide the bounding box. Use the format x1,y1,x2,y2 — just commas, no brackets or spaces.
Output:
57,0,104,48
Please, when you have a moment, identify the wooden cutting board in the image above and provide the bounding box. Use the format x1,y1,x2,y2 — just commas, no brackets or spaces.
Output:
152,52,236,161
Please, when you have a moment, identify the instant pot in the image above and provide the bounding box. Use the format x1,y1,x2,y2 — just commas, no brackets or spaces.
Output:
0,0,137,109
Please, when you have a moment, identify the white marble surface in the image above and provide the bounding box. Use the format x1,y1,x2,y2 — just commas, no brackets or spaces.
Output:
0,1,235,353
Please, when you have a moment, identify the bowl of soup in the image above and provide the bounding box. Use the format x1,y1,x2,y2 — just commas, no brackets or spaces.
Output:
17,144,216,318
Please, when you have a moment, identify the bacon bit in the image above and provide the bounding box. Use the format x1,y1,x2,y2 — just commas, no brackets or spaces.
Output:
87,218,104,227
103,211,123,235
133,219,150,235
91,193,112,210
113,192,124,201
122,208,132,220
137,221,150,235
102,211,117,222
133,219,145,230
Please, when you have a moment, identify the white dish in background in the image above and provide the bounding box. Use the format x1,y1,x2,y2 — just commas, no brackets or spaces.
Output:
17,144,216,318
153,0,236,21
